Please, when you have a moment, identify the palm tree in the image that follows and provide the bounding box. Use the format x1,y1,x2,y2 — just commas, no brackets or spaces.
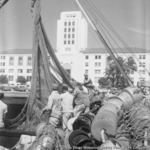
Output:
105,56,137,89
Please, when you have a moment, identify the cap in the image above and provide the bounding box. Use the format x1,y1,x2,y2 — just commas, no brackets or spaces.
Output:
52,84,58,91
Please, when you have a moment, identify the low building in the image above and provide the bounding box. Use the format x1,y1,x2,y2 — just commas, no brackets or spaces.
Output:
0,49,32,85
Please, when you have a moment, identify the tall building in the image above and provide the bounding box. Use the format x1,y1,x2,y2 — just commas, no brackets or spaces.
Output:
0,49,32,85
57,11,88,54
56,11,88,81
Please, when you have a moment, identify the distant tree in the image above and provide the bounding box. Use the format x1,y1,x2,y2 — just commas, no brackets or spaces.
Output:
16,76,27,84
98,77,111,88
105,56,137,89
0,75,8,84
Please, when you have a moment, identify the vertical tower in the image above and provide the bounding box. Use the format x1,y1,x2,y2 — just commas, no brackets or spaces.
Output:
57,11,88,54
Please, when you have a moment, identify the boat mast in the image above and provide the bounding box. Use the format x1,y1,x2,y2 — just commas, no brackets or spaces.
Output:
75,0,133,86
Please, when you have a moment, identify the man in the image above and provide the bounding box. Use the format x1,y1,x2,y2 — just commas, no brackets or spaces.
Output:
43,84,62,128
0,93,7,128
61,84,73,130
72,82,85,118
83,74,94,94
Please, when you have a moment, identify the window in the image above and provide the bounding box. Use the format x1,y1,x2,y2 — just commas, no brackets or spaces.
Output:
95,55,101,59
8,76,13,81
139,70,146,75
64,28,67,32
27,57,32,66
95,70,101,74
139,55,146,59
0,56,5,59
85,70,88,74
85,55,89,59
72,21,75,26
9,69,14,73
72,28,75,32
64,40,66,44
72,40,75,44
64,34,66,38
27,76,32,81
68,40,70,44
139,62,146,67
0,62,5,66
27,69,32,73
64,22,67,26
68,22,71,26
18,69,23,73
68,34,70,38
85,62,88,67
0,69,5,73
18,57,23,66
95,62,101,67
9,57,14,66
68,28,71,32
72,34,75,38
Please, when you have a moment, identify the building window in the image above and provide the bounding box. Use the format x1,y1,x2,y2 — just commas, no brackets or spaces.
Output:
85,55,89,59
95,62,101,67
72,34,75,38
68,40,70,44
27,57,32,66
72,28,75,32
0,69,5,73
68,22,71,26
18,57,23,66
95,70,101,74
85,62,88,67
18,69,23,73
9,69,14,73
139,62,145,67
72,21,75,26
64,22,67,26
95,55,101,59
64,28,67,32
9,57,14,66
139,55,146,59
8,76,13,81
27,69,32,73
64,40,66,44
68,34,70,38
0,56,5,59
0,62,5,66
68,28,71,32
139,70,146,75
27,76,32,81
64,34,66,38
85,70,88,74
72,40,74,44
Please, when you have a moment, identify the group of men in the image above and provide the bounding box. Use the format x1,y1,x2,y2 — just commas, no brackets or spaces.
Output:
43,74,93,130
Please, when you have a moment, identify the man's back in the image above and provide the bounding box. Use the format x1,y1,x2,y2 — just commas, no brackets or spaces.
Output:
61,91,73,113
0,100,7,128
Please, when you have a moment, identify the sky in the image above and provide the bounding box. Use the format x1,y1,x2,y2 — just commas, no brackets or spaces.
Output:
0,0,150,51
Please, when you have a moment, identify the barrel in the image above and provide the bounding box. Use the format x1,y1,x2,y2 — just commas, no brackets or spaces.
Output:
123,87,143,103
69,130,95,149
91,110,117,142
73,112,95,133
98,103,119,119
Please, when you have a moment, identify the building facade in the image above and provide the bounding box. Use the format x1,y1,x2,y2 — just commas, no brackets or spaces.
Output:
82,48,150,86
56,11,88,81
0,49,32,85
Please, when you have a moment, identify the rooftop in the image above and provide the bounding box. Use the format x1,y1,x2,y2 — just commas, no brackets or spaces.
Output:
82,48,150,54
0,49,33,54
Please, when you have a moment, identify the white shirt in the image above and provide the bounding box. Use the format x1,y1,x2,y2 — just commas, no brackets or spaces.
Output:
0,100,7,128
61,91,73,113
